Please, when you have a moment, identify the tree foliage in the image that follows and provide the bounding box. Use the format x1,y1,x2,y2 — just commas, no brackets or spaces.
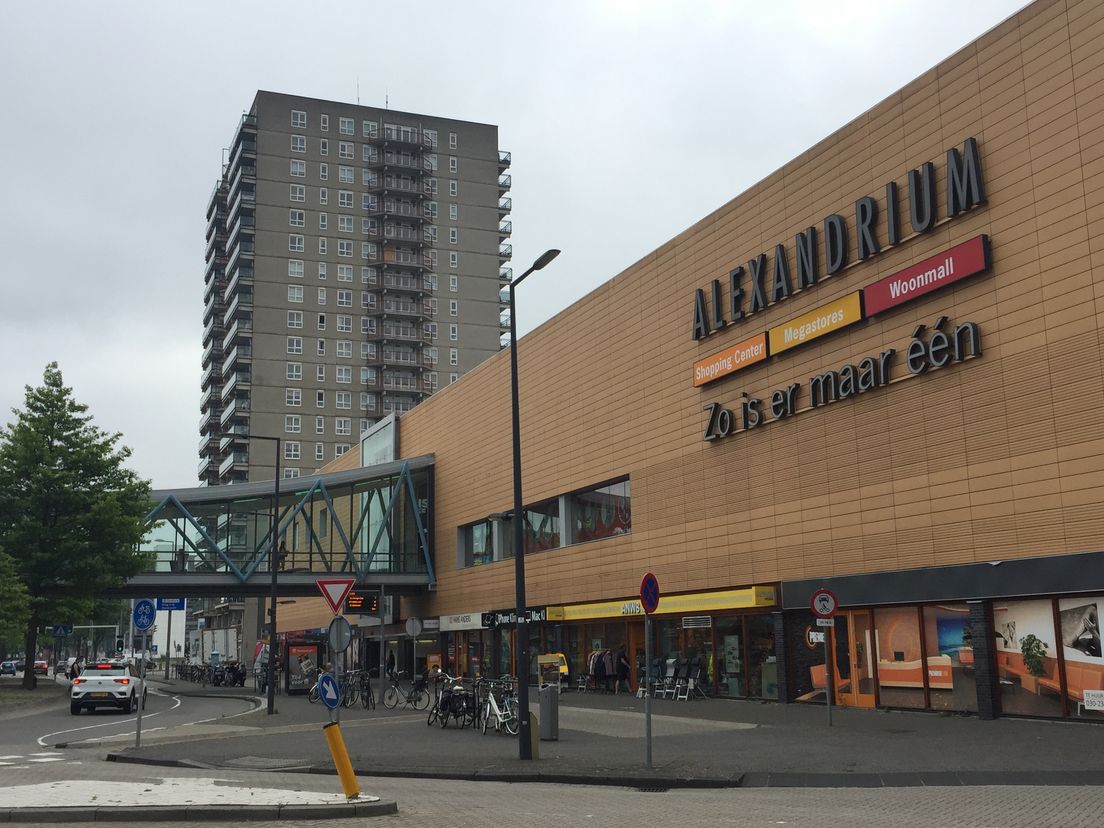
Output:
0,547,30,645
0,364,150,687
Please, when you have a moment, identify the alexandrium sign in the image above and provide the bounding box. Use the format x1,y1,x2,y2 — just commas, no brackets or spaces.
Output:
864,235,990,316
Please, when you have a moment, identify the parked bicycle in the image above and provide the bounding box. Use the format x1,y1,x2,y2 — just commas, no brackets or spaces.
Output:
427,671,476,728
382,670,429,710
480,677,518,735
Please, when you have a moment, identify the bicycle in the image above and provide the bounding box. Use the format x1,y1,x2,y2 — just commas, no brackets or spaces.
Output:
341,670,361,708
481,678,518,735
435,673,476,728
360,668,377,710
382,670,429,710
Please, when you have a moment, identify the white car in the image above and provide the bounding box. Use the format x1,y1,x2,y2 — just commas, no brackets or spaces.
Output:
70,662,147,715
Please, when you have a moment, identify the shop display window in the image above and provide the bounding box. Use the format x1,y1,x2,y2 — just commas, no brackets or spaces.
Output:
921,603,977,713
993,599,1062,717
746,615,777,699
569,478,631,543
1057,595,1104,720
792,611,829,704
715,618,745,697
872,607,926,709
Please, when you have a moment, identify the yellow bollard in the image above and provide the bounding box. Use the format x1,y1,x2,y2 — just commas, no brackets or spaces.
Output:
322,722,360,800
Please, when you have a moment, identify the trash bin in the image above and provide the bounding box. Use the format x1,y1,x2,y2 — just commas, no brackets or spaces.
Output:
539,685,559,741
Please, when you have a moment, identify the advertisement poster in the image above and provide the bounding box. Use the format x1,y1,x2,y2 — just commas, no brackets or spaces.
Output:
287,643,319,694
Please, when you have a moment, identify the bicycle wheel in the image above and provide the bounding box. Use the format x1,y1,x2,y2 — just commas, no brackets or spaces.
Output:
308,684,320,704
427,701,438,726
503,699,519,735
412,687,430,710
481,701,491,735
383,686,400,709
361,684,374,710
346,683,359,706
439,706,450,728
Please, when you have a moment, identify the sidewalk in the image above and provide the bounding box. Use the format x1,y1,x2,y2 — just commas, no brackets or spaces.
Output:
104,686,1104,788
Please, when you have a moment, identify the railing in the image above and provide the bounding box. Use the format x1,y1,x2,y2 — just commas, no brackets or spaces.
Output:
499,243,512,258
382,324,420,341
498,150,511,167
383,299,420,316
383,376,419,391
221,316,253,352
383,272,423,291
224,343,252,368
225,265,253,299
222,291,253,327
499,221,512,236
498,197,512,214
500,266,513,282
498,174,511,190
218,452,249,478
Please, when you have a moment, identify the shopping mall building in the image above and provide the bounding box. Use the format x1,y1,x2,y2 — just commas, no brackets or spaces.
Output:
276,0,1104,721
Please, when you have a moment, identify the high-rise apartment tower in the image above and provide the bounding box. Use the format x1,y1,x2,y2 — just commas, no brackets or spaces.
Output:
199,92,512,483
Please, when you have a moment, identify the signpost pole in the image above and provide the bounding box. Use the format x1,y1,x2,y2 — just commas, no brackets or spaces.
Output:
136,633,146,747
825,634,832,727
164,610,172,681
378,586,386,698
644,614,652,769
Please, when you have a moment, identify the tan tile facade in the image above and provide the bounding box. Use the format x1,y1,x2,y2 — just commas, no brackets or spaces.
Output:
339,0,1104,621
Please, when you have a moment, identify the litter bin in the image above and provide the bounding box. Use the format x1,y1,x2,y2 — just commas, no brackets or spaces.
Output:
539,685,559,741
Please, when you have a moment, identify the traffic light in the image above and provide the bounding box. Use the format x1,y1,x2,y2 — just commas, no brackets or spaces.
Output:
115,638,124,652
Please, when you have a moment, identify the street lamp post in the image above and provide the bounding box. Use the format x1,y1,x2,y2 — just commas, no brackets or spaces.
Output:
242,434,281,715
508,248,560,760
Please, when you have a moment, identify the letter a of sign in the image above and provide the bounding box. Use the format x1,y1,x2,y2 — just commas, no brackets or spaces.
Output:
317,578,356,615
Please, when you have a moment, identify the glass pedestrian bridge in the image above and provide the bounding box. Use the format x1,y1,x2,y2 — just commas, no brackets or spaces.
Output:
126,455,435,597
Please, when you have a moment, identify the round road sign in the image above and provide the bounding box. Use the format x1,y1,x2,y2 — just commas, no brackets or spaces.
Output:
405,617,423,637
328,616,353,653
810,588,839,618
317,672,341,710
640,572,661,615
132,599,156,631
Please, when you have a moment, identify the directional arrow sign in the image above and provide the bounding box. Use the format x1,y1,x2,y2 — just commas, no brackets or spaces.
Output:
318,672,341,710
316,579,356,615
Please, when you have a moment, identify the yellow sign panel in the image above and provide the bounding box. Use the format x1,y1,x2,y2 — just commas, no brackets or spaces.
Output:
553,585,776,622
767,291,863,355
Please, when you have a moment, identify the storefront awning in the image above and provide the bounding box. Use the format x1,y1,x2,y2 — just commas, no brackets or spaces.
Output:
552,585,776,622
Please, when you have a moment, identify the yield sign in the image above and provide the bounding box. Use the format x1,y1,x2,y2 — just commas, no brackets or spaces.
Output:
316,578,356,615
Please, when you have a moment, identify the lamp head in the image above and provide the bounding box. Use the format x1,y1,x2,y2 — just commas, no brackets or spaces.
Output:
532,249,560,271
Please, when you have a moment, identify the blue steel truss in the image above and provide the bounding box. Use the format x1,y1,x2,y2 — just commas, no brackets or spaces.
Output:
142,460,434,586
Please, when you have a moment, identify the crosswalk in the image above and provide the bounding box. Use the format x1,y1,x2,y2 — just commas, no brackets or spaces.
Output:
0,752,80,769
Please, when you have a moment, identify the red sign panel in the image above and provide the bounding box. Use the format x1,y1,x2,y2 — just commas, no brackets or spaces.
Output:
863,235,990,317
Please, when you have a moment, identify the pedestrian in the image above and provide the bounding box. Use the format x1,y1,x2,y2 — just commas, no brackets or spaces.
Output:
615,646,631,695
386,648,396,678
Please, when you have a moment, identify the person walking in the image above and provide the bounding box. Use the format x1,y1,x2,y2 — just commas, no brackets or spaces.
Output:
386,648,396,679
615,646,631,695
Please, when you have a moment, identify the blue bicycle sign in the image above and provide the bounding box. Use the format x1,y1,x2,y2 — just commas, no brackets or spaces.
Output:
132,599,156,631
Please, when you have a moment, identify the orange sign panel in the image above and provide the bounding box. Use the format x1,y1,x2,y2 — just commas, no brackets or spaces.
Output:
693,332,769,386
767,292,863,355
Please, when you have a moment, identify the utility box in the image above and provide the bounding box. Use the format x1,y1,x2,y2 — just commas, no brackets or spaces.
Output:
539,685,559,741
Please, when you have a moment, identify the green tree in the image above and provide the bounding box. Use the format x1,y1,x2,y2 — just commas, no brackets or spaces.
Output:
0,364,150,688
0,546,30,645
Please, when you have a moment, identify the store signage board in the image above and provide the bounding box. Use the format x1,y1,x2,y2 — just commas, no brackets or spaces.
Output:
863,235,990,316
316,578,356,615
640,572,661,615
810,588,838,618
1084,689,1104,711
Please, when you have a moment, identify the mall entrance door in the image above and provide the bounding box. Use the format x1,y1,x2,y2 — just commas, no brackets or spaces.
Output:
831,610,877,708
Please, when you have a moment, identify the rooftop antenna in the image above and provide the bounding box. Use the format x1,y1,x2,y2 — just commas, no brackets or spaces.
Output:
385,90,389,110
357,77,360,105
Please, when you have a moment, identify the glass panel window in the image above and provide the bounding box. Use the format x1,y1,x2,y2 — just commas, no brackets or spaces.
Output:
286,388,301,407
318,288,326,305
319,138,328,156
339,141,354,159
318,262,327,279
337,340,352,358
449,324,458,341
922,603,978,714
315,443,325,461
362,119,377,138
288,259,304,278
286,336,303,354
872,607,926,709
320,113,329,131
448,131,457,148
291,134,306,153
318,237,328,255
339,190,353,208
315,416,324,434
337,290,352,307
319,213,328,230
319,187,328,205
464,520,495,567
449,204,457,221
288,285,303,303
335,417,351,435
1058,596,1104,721
338,240,353,257
449,348,458,366
337,315,352,332
317,338,326,355
338,215,353,233
316,364,325,382
287,310,303,328
336,366,352,384
316,390,325,408
522,499,560,554
288,234,304,252
336,391,352,408
286,362,302,380
290,184,305,202
339,165,354,183
993,599,1061,717
319,163,328,181
291,110,306,128
337,265,353,282
290,159,305,177
449,251,458,268
285,441,300,460
285,415,301,433
289,209,305,227
339,117,354,135
569,479,631,543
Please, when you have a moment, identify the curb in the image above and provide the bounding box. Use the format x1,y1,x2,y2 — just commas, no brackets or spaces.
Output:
0,800,397,823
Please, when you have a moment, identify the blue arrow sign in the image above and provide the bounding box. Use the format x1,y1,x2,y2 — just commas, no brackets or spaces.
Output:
133,599,156,631
318,672,341,710
52,624,73,637
157,598,186,611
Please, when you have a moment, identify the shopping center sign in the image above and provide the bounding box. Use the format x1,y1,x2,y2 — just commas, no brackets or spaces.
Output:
690,137,986,342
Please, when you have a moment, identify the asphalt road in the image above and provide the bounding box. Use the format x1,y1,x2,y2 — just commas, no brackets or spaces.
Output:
0,676,259,766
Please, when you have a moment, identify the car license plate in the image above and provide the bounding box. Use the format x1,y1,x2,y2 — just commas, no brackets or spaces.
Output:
92,692,110,699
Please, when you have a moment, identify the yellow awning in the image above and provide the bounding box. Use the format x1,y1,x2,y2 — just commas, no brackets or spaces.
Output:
552,585,776,622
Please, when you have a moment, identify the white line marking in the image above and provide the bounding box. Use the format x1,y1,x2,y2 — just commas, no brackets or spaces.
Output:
36,693,182,747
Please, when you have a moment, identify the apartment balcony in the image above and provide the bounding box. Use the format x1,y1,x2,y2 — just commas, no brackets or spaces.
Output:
382,374,419,391
499,266,513,283
227,185,256,227
203,294,218,325
225,239,255,277
219,423,250,453
227,136,257,176
224,343,252,371
221,316,252,353
363,175,429,198
498,150,511,171
218,451,249,478
201,337,219,369
367,152,432,174
225,265,254,299
381,271,427,293
219,396,250,427
382,224,427,247
498,286,511,305
198,430,219,454
498,197,512,217
199,407,216,433
220,370,251,401
499,243,512,260
206,184,222,222
367,348,423,369
226,161,256,205
202,316,223,348
198,455,218,477
222,290,253,327
381,323,421,342
204,231,221,262
200,362,215,389
381,125,434,151
423,350,438,367
199,385,214,412
366,200,426,222
382,396,417,416
225,214,255,253
498,174,511,192
204,249,225,283
382,298,422,318
498,221,512,239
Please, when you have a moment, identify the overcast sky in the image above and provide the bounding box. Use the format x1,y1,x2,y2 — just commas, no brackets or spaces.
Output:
1,0,1028,489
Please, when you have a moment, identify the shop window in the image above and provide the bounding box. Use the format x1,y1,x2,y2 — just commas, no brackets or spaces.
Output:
872,606,926,709
992,599,1062,717
523,498,560,554
921,603,977,713
715,617,745,698
1058,596,1104,720
568,478,631,544
792,611,829,705
459,519,495,568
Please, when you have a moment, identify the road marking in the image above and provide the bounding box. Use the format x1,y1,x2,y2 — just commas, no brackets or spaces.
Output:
36,694,182,747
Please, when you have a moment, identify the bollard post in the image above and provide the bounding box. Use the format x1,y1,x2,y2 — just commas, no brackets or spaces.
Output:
529,710,539,760
322,722,360,800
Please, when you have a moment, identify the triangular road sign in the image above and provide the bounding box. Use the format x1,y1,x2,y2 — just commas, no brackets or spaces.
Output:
316,578,356,615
